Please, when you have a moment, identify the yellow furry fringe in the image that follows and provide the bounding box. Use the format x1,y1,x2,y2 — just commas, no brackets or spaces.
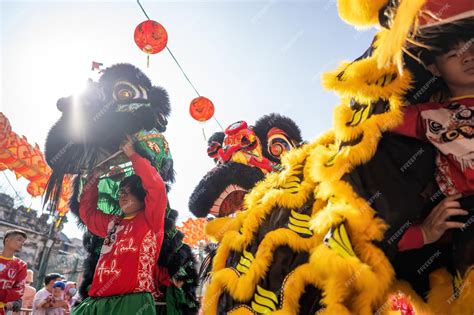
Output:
204,37,407,314
203,134,396,314
205,213,246,243
426,268,474,315
336,0,387,27
203,145,323,314
322,56,413,103
375,0,427,71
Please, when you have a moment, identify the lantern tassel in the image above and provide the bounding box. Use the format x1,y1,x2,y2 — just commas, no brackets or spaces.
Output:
201,125,207,141
147,55,150,68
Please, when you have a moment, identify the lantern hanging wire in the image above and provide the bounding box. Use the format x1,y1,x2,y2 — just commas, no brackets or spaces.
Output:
137,0,224,132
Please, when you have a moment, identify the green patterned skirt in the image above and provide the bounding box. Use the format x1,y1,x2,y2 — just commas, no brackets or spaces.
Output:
72,292,156,315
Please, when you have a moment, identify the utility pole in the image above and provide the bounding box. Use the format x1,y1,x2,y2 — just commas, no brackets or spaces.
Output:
35,213,57,289
70,254,79,282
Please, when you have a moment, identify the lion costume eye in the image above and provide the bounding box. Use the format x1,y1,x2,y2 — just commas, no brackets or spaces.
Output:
117,88,133,100
268,138,291,158
239,133,257,150
113,82,140,101
266,127,295,159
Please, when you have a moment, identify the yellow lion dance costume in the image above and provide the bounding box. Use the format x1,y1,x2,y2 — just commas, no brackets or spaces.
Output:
203,0,474,314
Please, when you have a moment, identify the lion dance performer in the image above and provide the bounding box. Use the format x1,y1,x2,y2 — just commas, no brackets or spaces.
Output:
72,136,166,314
45,64,199,314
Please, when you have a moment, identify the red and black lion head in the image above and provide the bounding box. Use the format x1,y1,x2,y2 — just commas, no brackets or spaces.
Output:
189,113,302,218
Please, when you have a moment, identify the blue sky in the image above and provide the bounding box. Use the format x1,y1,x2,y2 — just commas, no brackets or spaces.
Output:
1,0,376,239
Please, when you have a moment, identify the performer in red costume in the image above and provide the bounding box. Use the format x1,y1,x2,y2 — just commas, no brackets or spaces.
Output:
395,34,474,252
73,136,167,315
0,230,27,315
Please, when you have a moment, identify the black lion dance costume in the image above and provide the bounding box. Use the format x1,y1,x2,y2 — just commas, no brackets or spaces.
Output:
201,1,474,314
45,63,199,314
188,114,303,288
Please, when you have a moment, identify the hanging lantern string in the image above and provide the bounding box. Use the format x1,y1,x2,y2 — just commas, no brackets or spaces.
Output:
165,47,201,97
137,0,150,19
213,117,224,130
136,0,224,131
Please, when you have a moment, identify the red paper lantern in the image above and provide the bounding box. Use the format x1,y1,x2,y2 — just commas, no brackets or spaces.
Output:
134,20,168,55
189,96,215,122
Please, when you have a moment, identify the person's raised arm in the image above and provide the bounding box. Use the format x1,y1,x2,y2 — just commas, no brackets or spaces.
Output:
79,169,114,238
121,136,167,229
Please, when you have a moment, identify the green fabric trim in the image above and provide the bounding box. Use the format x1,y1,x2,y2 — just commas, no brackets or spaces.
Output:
72,292,156,315
165,287,186,315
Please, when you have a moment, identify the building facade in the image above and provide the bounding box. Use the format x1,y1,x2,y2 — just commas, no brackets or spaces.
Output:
0,193,84,287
